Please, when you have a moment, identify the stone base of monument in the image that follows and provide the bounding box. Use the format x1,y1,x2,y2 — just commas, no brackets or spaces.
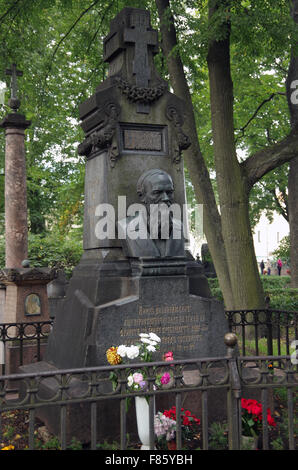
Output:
45,258,227,368
19,258,230,446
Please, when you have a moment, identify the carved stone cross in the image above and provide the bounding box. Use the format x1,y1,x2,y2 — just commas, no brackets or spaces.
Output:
123,12,158,89
5,63,23,110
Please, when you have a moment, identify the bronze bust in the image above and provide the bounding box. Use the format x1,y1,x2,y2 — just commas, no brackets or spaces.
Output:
118,169,185,258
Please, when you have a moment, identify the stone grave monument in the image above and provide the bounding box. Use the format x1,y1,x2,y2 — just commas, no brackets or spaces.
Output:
21,7,228,443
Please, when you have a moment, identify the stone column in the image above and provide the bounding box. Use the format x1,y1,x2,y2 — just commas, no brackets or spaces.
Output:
0,113,30,268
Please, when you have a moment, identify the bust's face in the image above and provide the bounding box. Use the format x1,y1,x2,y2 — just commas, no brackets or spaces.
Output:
142,173,174,207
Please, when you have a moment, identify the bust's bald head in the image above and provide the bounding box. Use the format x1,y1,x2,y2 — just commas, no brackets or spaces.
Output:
137,169,174,205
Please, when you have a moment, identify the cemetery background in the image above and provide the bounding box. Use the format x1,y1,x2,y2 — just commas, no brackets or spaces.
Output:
0,0,297,452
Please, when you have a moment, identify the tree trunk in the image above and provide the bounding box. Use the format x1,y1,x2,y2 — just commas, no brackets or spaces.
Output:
155,0,298,308
206,1,265,309
288,158,298,286
155,0,234,308
286,0,298,288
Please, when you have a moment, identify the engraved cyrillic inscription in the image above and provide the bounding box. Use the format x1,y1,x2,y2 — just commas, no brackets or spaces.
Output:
119,303,207,353
123,129,162,151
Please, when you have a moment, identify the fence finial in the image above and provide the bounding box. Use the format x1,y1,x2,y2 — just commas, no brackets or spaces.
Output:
224,332,238,348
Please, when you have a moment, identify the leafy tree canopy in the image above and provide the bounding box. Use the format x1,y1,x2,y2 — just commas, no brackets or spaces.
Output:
0,0,295,273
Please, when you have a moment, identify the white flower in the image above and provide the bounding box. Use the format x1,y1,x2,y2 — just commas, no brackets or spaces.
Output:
117,345,128,358
149,332,161,343
147,345,156,352
126,345,140,359
127,375,133,387
139,333,150,338
141,338,154,345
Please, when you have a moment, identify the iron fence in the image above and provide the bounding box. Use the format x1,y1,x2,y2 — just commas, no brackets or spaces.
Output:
225,309,298,357
0,334,297,451
0,321,53,375
0,309,297,375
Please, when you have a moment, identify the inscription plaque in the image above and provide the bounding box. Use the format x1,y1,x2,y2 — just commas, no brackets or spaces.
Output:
94,274,228,363
124,129,162,151
120,125,167,154
119,304,208,354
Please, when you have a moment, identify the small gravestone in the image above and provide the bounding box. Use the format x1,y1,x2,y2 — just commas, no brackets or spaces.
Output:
20,8,228,444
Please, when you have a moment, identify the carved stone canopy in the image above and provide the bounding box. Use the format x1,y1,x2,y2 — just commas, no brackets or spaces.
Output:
0,267,57,286
0,112,31,130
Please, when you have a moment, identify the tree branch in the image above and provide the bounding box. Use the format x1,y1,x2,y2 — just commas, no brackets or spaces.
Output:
0,0,21,25
235,92,286,142
50,0,101,62
269,188,289,221
41,0,104,91
241,126,298,190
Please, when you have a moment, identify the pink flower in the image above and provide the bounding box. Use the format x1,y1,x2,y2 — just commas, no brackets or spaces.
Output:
164,351,174,362
161,372,171,385
133,372,144,384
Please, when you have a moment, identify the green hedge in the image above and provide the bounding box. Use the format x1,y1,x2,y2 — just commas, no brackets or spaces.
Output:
208,276,298,311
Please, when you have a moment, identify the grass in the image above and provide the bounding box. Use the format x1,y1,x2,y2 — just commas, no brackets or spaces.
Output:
238,338,289,356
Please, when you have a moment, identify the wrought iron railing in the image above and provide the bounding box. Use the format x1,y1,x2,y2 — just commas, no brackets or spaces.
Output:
0,334,296,451
0,321,53,375
225,309,298,357
0,309,297,376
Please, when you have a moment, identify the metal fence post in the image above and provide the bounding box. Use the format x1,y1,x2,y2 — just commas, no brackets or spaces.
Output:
225,333,241,450
265,299,273,356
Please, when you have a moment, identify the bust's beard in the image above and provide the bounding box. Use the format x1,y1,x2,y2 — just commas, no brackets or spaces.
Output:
145,202,173,239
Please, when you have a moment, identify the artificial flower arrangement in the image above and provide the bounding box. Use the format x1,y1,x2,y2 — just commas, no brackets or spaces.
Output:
155,406,201,450
106,332,174,395
241,398,276,438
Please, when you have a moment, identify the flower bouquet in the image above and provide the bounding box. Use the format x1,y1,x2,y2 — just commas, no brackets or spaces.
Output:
155,406,200,449
106,332,174,395
241,398,276,438
106,332,175,449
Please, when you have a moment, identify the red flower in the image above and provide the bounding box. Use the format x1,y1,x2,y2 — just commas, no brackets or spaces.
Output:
241,398,276,427
266,409,276,427
162,407,200,427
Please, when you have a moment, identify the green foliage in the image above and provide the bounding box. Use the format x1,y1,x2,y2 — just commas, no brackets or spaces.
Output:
67,437,83,450
260,275,291,290
0,232,83,278
35,435,61,450
96,440,120,450
273,235,290,264
208,276,298,311
27,232,83,277
266,288,298,311
35,435,82,450
0,0,295,237
208,422,228,450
